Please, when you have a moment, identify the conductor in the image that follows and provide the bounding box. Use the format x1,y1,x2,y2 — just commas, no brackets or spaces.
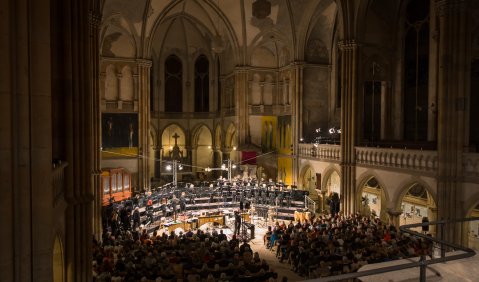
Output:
234,210,242,235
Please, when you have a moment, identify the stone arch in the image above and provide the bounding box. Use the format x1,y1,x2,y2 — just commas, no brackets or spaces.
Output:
299,164,319,201
225,123,238,163
396,181,437,234
119,65,134,101
100,15,137,58
161,123,187,158
191,124,213,173
394,180,437,212
321,166,341,194
225,123,237,150
52,235,64,282
356,174,390,222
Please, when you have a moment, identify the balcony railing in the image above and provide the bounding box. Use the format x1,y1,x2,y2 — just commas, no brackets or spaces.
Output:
303,217,479,282
298,143,341,162
355,147,438,173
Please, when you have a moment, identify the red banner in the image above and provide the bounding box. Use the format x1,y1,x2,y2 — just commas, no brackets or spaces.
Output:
241,151,257,164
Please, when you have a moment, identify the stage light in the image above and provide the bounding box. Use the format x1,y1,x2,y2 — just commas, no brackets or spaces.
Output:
300,137,304,142
221,164,226,170
232,164,237,169
337,129,341,134
169,145,173,150
178,165,183,170
329,128,335,134
208,145,212,149
233,146,237,150
166,165,172,171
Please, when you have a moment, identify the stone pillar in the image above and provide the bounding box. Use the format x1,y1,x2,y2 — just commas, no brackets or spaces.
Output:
338,40,359,216
89,9,103,241
428,0,439,142
234,67,249,146
435,0,469,243
387,209,403,228
137,59,152,191
291,63,304,186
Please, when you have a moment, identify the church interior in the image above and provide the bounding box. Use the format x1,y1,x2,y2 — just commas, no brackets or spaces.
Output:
2,0,479,281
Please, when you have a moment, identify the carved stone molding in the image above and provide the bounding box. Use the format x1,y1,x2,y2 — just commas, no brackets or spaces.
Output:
136,59,152,68
338,40,358,51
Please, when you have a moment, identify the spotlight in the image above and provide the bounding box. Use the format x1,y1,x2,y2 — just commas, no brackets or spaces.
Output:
233,146,237,150
337,129,341,134
166,165,172,171
221,164,226,170
208,145,212,149
300,137,304,142
232,164,237,169
329,128,335,134
178,165,183,170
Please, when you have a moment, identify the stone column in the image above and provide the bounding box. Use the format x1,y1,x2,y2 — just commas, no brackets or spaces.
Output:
338,40,359,216
387,209,403,228
435,0,469,243
234,67,249,146
89,9,103,241
137,59,152,191
291,63,304,186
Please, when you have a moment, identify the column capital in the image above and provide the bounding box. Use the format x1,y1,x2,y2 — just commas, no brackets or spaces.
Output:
435,0,469,16
136,59,152,68
386,208,403,216
88,10,102,28
338,40,358,50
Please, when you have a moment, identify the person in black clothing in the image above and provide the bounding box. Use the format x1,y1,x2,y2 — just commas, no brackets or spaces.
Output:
218,229,227,242
132,207,141,231
234,211,242,235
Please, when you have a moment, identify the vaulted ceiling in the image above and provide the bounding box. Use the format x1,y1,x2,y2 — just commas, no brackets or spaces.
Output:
100,0,338,69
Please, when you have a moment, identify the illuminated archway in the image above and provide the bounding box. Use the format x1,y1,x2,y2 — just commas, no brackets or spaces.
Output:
53,235,64,282
300,165,319,200
399,183,437,234
359,176,388,222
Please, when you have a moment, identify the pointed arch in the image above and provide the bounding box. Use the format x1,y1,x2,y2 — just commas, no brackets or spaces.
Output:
225,123,237,149
164,54,183,112
321,166,341,194
194,55,210,112
52,235,64,282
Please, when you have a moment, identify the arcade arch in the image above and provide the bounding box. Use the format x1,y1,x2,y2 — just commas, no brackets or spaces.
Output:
322,169,341,213
225,123,238,163
300,165,319,201
161,124,186,159
53,235,64,282
398,183,437,234
192,125,213,175
359,176,388,222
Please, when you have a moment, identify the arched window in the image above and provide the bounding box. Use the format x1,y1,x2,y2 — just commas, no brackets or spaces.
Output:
403,0,429,141
195,55,209,112
165,55,182,112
